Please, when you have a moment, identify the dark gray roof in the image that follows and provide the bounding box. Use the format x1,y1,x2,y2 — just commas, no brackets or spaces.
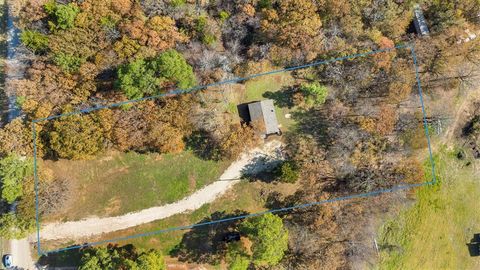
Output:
247,99,280,135
413,4,429,36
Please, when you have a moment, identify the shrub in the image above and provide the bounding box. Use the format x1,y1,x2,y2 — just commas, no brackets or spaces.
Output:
258,0,273,9
195,16,217,45
170,0,186,7
219,124,258,160
300,82,328,105
202,33,217,45
219,10,230,22
79,245,166,269
0,213,35,239
100,15,118,29
278,160,299,183
53,52,84,73
20,30,49,54
137,250,166,269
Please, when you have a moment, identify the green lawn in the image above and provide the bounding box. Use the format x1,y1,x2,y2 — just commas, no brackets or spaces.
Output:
243,72,296,130
45,151,229,221
378,145,480,270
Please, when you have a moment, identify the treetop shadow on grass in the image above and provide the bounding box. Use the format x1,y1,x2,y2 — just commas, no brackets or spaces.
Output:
38,244,84,267
184,129,222,161
241,153,284,183
170,210,248,264
262,86,296,109
289,107,330,146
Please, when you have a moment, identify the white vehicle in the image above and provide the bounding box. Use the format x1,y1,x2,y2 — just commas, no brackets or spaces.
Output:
2,254,13,268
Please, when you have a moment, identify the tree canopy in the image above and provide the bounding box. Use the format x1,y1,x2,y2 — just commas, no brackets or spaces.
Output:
136,250,166,270
240,213,289,267
300,82,329,105
226,242,251,270
79,246,166,270
116,50,196,99
0,154,32,204
154,49,197,90
0,213,35,239
20,30,49,54
116,58,161,99
44,0,80,31
49,110,111,160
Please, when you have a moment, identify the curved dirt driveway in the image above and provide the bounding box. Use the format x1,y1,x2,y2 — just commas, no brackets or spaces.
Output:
40,140,283,241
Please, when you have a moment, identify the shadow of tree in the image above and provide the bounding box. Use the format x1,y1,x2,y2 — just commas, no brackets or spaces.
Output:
262,87,296,109
241,155,284,183
184,129,221,161
170,210,248,264
462,115,479,137
289,107,330,146
467,233,480,257
37,245,84,267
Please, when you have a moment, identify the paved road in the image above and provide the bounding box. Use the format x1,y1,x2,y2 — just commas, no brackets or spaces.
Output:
9,238,36,270
40,141,284,241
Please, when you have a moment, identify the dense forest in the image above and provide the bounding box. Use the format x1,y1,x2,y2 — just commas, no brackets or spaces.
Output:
0,0,479,269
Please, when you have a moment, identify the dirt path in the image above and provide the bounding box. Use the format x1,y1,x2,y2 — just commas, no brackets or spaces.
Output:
39,141,284,241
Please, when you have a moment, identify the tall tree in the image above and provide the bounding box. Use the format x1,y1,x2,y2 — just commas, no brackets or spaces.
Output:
116,58,161,99
154,49,197,90
226,242,251,270
240,213,289,267
116,50,196,99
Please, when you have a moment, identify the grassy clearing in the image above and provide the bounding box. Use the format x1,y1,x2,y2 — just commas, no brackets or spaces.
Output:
43,181,298,258
378,145,480,270
243,73,296,130
44,151,229,221
96,181,272,254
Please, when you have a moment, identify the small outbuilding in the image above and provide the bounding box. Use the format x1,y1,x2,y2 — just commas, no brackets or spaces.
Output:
413,4,430,36
246,99,281,138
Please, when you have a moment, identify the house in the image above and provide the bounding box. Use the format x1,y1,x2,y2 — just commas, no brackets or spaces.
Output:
247,99,281,138
413,4,429,36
